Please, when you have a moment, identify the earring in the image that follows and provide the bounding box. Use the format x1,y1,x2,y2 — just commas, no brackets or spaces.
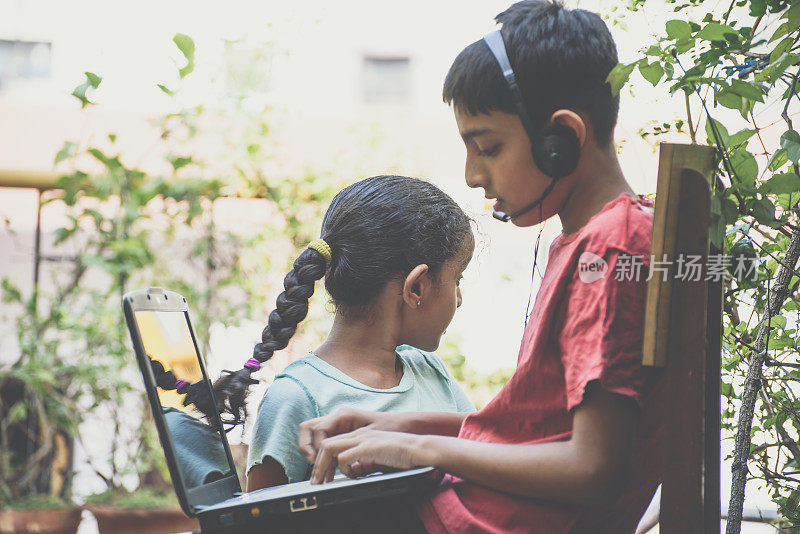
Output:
416,299,421,307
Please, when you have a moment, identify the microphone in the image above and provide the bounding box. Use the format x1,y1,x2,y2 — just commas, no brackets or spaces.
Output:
492,179,557,222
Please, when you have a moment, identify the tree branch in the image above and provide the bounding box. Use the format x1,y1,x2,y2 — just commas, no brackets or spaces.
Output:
726,224,800,534
685,91,697,144
758,386,800,467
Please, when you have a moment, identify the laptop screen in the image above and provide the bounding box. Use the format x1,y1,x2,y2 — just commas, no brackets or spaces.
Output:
133,309,234,489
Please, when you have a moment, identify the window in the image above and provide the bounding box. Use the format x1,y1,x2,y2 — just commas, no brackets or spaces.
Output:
0,40,52,89
363,56,410,104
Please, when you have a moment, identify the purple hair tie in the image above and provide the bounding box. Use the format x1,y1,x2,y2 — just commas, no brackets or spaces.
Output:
244,358,262,371
174,379,189,392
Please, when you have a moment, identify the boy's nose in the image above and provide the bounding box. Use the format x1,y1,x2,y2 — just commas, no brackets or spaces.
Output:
464,154,486,190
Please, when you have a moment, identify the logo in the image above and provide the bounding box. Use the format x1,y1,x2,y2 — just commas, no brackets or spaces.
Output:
578,251,608,283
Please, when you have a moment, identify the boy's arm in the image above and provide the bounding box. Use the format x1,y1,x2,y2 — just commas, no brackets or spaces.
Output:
307,384,638,505
297,408,467,459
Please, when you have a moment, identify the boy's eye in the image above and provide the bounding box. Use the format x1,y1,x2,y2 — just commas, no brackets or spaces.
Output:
477,144,501,158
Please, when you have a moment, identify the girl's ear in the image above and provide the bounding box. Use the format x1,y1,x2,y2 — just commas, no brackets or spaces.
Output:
402,264,430,308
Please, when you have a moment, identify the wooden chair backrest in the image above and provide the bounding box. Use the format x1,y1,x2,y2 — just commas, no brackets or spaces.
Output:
642,143,722,533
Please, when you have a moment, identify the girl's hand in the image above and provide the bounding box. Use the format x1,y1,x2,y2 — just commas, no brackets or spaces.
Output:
309,428,429,484
298,407,403,463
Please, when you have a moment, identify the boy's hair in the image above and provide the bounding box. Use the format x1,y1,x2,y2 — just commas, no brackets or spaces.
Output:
443,0,619,146
213,175,473,427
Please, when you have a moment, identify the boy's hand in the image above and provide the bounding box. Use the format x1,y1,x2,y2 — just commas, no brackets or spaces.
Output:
308,428,427,484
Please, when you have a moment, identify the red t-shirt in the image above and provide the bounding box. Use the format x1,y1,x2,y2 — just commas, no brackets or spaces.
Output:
419,192,666,533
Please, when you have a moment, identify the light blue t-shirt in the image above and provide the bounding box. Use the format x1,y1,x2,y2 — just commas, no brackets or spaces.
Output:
163,407,230,488
246,345,475,482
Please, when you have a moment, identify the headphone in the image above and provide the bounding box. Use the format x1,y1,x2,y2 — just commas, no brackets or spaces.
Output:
482,30,581,222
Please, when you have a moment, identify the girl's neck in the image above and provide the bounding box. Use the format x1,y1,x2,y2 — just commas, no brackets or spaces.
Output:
313,311,404,389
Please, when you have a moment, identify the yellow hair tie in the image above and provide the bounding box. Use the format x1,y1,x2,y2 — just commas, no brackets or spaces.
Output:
307,239,332,267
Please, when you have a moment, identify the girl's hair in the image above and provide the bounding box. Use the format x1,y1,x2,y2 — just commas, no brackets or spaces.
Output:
213,175,473,427
149,357,221,431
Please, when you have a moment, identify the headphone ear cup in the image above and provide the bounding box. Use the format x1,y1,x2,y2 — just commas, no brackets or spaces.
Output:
530,123,581,180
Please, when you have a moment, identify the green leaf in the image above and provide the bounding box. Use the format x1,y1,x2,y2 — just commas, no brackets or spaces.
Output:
711,216,725,248
756,53,800,84
705,118,730,146
170,156,193,171
716,90,742,110
768,336,795,350
769,21,790,43
70,72,102,108
173,33,195,79
780,130,800,163
777,191,797,210
711,194,722,216
768,148,788,172
639,62,664,86
739,96,755,120
697,22,737,42
87,148,121,170
728,128,757,148
749,0,767,17
723,197,739,222
728,80,764,102
783,2,800,27
761,173,800,195
53,225,76,246
730,148,758,184
772,315,787,329
1,278,23,303
71,83,91,108
157,84,174,96
88,148,108,165
721,381,734,396
644,45,662,56
54,141,77,165
771,37,794,65
85,72,102,88
666,19,692,40
606,62,636,97
753,197,775,224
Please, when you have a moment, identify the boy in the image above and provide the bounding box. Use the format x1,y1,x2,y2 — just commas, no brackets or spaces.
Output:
298,1,665,532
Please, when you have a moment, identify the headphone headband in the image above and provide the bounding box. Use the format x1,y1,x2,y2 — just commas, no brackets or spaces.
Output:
482,28,581,222
482,30,538,141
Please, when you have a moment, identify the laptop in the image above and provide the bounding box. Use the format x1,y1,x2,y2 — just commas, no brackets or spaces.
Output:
122,287,437,532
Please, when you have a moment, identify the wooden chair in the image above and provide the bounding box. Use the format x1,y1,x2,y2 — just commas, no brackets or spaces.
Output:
642,143,722,533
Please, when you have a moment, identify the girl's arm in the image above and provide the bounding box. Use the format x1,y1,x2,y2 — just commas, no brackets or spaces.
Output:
246,457,288,491
306,385,638,505
246,376,318,491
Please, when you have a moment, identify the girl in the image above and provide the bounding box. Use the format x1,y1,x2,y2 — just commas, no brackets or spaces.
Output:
211,175,476,490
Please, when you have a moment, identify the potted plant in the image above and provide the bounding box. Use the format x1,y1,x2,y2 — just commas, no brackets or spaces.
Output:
0,495,81,534
84,488,198,534
0,288,106,534
80,397,201,534
1,32,337,534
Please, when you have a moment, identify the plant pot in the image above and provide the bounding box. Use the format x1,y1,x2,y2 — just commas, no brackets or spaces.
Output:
88,505,199,534
0,507,82,534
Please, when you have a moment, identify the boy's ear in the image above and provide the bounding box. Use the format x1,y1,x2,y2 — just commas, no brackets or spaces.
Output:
402,264,430,308
551,109,587,148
